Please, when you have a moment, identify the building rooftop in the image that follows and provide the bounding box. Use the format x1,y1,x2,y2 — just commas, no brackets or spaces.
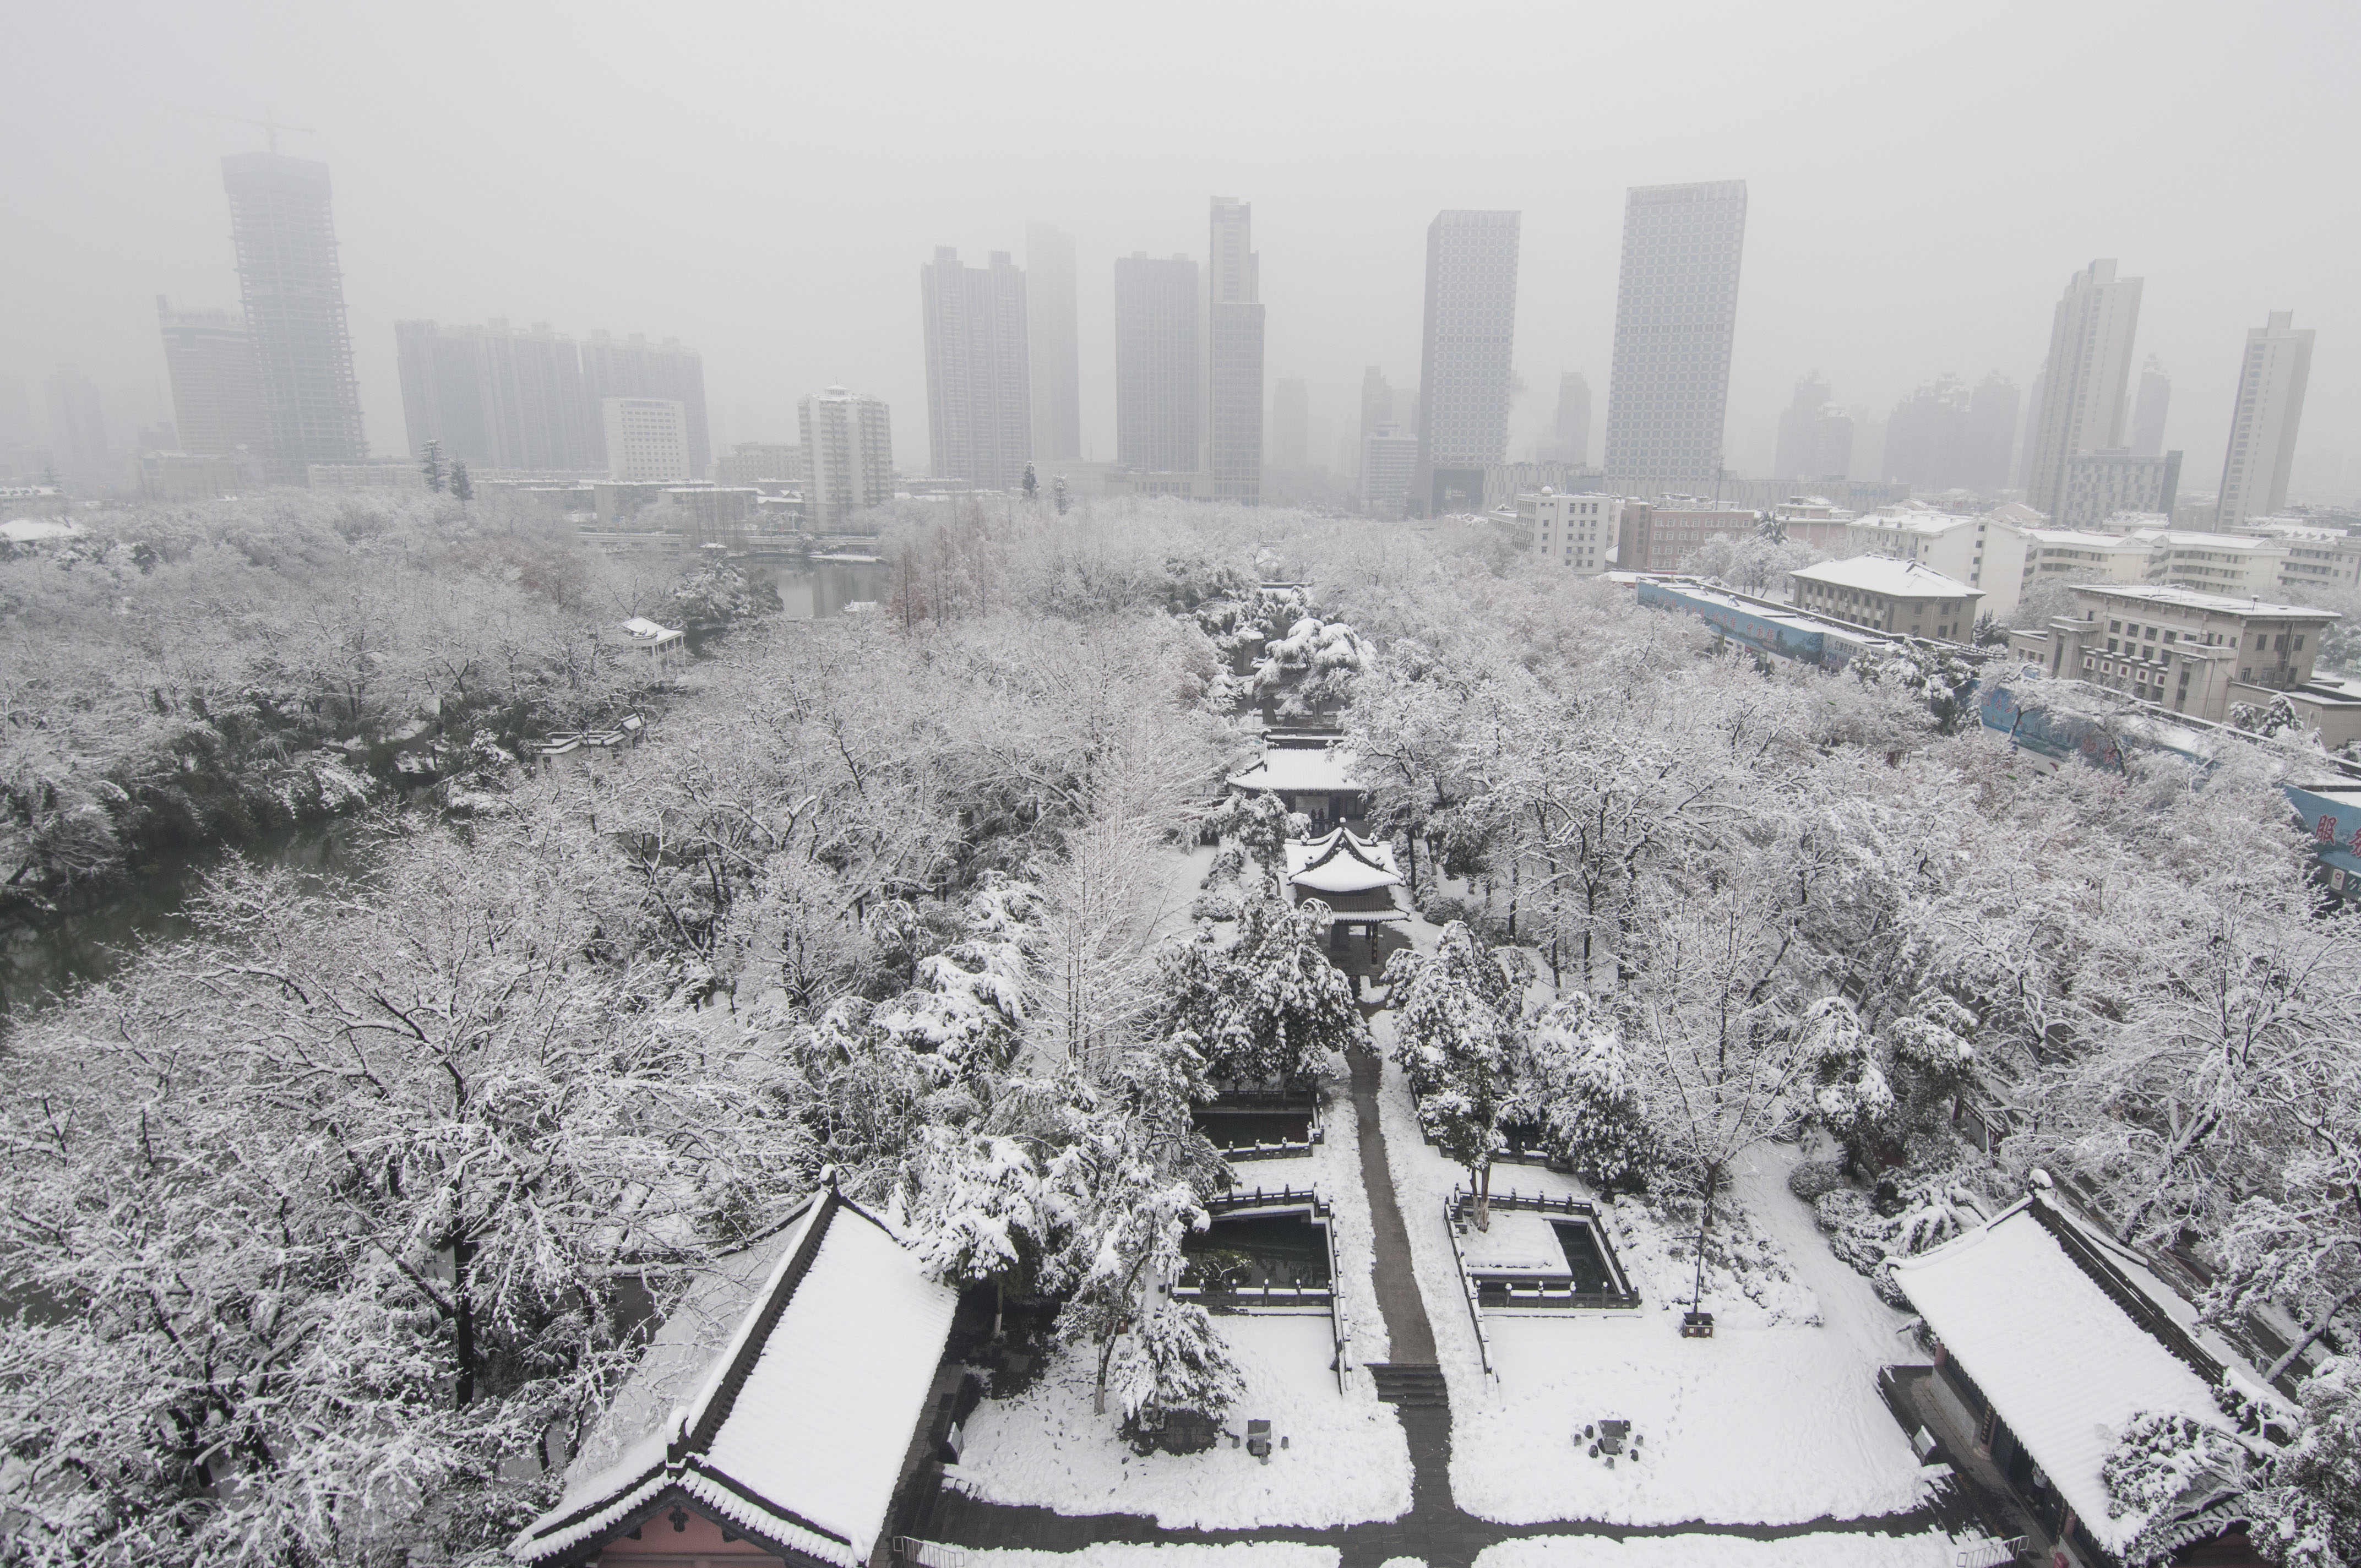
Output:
1893,1195,2247,1557
2069,582,2338,618
1286,826,1402,895
1228,744,1363,796
2022,527,2151,548
513,1185,956,1567
1789,556,1979,598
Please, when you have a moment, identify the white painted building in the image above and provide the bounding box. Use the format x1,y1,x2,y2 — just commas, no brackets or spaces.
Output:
2215,311,2315,529
798,386,894,530
1843,504,2030,619
1517,489,1621,574
601,396,689,482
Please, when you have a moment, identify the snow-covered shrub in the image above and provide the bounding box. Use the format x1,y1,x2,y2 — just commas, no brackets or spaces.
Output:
1813,1179,1977,1306
1802,997,1897,1160
2102,1410,2253,1565
1113,1302,1247,1448
1524,994,1663,1194
1190,891,1239,922
1788,1160,1845,1202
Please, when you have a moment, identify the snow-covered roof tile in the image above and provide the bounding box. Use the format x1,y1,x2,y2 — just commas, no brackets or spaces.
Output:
1789,557,1980,600
1890,1199,2228,1553
1285,827,1402,894
1228,745,1363,796
512,1185,958,1566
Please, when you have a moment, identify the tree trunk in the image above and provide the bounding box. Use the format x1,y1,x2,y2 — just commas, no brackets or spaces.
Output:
1691,1164,1718,1312
2266,1279,2361,1384
453,1230,477,1409
1474,1161,1494,1231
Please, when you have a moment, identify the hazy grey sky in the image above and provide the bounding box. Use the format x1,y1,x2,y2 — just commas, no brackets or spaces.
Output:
6,0,2355,488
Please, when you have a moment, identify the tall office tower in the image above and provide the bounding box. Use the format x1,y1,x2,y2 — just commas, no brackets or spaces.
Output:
1113,253,1201,473
1884,373,1979,492
1362,426,1419,514
1773,372,1842,484
2129,356,2171,458
2015,369,2046,492
1271,378,1309,471
220,153,368,482
1415,209,1520,514
1552,372,1591,465
582,333,710,478
2022,259,2143,516
920,247,1032,489
1206,197,1265,504
799,386,894,529
42,366,108,479
1965,372,2021,492
395,319,597,473
601,398,689,481
1358,366,1393,466
157,297,268,458
2215,311,2315,529
1025,222,1081,463
1602,181,1747,500
2059,448,2181,529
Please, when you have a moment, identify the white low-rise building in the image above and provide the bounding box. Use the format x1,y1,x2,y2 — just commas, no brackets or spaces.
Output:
1844,503,2030,618
1517,488,1620,574
1788,557,1983,642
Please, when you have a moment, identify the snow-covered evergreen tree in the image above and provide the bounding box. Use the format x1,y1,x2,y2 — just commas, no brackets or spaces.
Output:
2249,1357,2361,1568
1157,885,1363,1087
1383,920,1525,1226
1803,997,1898,1163
1522,993,1662,1193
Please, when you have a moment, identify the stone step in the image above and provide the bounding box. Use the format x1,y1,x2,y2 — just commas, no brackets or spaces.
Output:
1369,1362,1450,1406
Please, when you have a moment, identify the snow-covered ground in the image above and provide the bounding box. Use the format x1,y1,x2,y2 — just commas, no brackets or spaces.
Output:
1367,1005,1928,1528
952,1548,1340,1568
1474,1531,1955,1568
948,1315,1412,1529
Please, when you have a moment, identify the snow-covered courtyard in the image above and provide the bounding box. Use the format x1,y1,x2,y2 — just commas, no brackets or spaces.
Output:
949,1315,1413,1529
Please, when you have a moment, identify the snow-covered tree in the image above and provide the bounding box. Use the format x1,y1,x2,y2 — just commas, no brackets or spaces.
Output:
2101,1409,2256,1567
2249,1357,2361,1568
1852,640,1979,734
1157,885,1364,1087
1803,997,1898,1163
1678,531,1826,596
900,1129,1066,1338
1383,921,1526,1226
1522,993,1662,1193
1107,1298,1245,1436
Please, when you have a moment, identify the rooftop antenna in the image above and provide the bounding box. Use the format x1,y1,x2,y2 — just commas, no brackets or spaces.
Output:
171,106,318,154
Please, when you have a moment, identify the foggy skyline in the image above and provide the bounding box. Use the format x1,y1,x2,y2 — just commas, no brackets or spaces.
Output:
4,0,2356,493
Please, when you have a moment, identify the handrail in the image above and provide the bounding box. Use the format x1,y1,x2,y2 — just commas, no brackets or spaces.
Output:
1442,1191,1498,1382
1450,1184,1642,1308
1206,1185,1328,1215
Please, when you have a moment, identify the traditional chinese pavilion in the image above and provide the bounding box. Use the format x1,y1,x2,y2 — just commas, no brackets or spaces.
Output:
1285,826,1406,956
510,1181,958,1568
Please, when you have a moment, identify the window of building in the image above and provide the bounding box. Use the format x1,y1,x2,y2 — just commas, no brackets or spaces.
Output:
2294,635,2305,650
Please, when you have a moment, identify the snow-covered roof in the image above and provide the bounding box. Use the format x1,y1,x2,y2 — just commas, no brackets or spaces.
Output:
1789,557,1979,600
620,615,684,643
1285,827,1401,895
0,517,81,543
2124,528,2284,553
2022,528,2153,549
1228,744,1363,796
2071,582,2337,618
1890,1196,2231,1554
1853,509,1977,537
512,1184,958,1566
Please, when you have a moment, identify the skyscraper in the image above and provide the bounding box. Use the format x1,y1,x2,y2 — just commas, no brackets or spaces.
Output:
42,366,108,481
1415,210,1520,514
920,247,1032,489
1025,222,1081,464
2022,259,2143,517
1552,372,1591,466
1271,378,1309,471
221,152,367,482
1113,253,1200,474
395,319,596,473
1206,197,1265,504
1601,181,1748,500
157,296,268,459
1358,366,1393,476
581,333,710,480
1773,373,1849,485
601,398,689,482
2215,311,2314,529
1965,372,2021,492
799,386,894,529
2128,356,2171,458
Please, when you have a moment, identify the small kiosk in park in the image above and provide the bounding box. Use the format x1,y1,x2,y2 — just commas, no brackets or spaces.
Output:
1283,826,1407,958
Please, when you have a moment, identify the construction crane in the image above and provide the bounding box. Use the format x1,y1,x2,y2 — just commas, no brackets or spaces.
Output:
171,106,318,154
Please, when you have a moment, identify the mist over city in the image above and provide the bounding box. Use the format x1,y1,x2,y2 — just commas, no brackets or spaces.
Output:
4,7,2360,1568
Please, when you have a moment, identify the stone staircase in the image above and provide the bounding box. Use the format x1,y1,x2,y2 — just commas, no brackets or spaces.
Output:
1369,1363,1449,1407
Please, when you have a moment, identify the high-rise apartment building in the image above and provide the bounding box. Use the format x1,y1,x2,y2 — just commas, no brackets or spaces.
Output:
396,319,597,473
1885,372,2018,494
221,152,367,482
602,398,689,482
1602,181,1747,500
1773,373,1852,486
2058,448,2182,529
1415,210,1520,514
1552,372,1591,466
2022,259,2143,517
42,366,108,481
1025,222,1081,464
1271,378,1309,471
1113,253,1201,475
2128,356,2170,458
582,333,709,480
1206,197,1265,504
2214,311,2315,529
156,297,267,459
1362,427,1418,515
920,247,1032,490
799,386,894,529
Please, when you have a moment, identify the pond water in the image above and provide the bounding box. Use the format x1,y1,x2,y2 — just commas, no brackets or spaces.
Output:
1194,1110,1314,1150
1182,1213,1332,1292
1552,1220,1617,1294
1,569,890,1017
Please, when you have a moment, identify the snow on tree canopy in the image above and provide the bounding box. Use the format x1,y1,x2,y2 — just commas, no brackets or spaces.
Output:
510,1183,957,1567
